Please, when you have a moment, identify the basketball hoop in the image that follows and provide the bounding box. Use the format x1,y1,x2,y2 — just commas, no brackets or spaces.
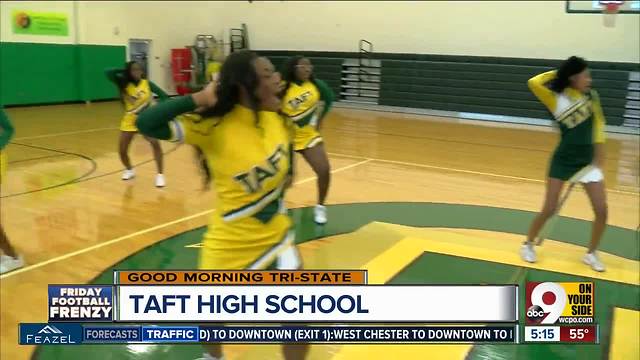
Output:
602,1,621,28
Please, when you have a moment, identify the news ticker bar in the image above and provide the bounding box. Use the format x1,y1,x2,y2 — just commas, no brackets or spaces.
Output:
19,324,518,345
524,325,599,343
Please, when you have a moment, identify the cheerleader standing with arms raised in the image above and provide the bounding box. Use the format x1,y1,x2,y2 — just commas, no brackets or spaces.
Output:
521,56,608,272
105,61,169,187
137,51,307,360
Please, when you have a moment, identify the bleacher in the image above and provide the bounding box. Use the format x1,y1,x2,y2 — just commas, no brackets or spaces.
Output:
260,50,639,128
267,54,343,96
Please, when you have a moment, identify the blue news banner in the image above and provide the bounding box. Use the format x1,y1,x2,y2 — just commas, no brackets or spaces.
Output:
20,324,517,344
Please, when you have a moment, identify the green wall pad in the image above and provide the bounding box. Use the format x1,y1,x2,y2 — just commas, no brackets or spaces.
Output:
0,42,125,106
77,44,127,101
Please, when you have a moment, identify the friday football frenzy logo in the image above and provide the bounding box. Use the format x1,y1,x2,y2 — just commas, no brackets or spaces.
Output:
525,282,594,324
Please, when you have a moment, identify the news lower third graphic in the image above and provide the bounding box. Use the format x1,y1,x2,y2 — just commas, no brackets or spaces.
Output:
21,274,523,345
22,278,602,346
45,281,518,323
20,323,518,345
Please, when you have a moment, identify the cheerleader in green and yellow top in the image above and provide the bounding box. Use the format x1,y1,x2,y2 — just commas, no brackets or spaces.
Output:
105,61,169,187
281,56,335,224
137,50,307,360
521,56,608,272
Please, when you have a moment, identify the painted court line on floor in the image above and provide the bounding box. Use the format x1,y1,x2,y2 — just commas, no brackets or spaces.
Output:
13,126,637,196
14,127,119,141
328,152,640,196
0,159,372,279
295,159,372,185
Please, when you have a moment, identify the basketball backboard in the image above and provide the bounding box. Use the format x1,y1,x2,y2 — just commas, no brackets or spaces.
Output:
566,0,640,13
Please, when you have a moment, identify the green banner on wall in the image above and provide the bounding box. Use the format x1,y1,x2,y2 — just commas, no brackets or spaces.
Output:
12,10,69,36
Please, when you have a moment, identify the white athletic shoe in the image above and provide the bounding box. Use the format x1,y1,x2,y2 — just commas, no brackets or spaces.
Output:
122,169,135,180
314,205,327,224
583,252,605,272
0,254,24,274
520,243,537,263
155,174,166,188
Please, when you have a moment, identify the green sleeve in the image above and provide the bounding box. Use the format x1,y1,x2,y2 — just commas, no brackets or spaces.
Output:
288,143,294,177
137,96,197,140
0,109,15,150
314,79,335,119
104,68,125,84
149,81,169,102
285,117,295,176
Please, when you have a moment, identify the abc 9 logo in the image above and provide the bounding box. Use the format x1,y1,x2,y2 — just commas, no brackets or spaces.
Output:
527,282,566,324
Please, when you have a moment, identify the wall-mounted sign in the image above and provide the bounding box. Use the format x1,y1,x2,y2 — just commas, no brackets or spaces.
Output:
12,10,69,36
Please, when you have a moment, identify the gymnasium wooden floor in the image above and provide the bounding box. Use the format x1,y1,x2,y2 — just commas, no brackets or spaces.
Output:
0,101,638,360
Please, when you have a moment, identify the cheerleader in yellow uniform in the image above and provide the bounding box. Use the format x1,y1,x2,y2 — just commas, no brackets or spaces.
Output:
105,61,169,187
0,108,24,274
521,56,608,272
138,51,308,360
281,56,335,224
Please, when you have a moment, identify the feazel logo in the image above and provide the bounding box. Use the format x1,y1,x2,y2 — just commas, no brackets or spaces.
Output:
19,323,83,345
525,282,595,325
37,325,63,334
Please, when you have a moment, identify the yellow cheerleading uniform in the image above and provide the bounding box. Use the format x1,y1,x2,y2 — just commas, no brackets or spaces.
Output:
171,105,299,270
281,79,334,151
105,68,168,131
120,80,153,132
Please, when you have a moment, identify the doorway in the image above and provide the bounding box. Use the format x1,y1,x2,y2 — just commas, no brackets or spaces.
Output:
128,39,151,76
